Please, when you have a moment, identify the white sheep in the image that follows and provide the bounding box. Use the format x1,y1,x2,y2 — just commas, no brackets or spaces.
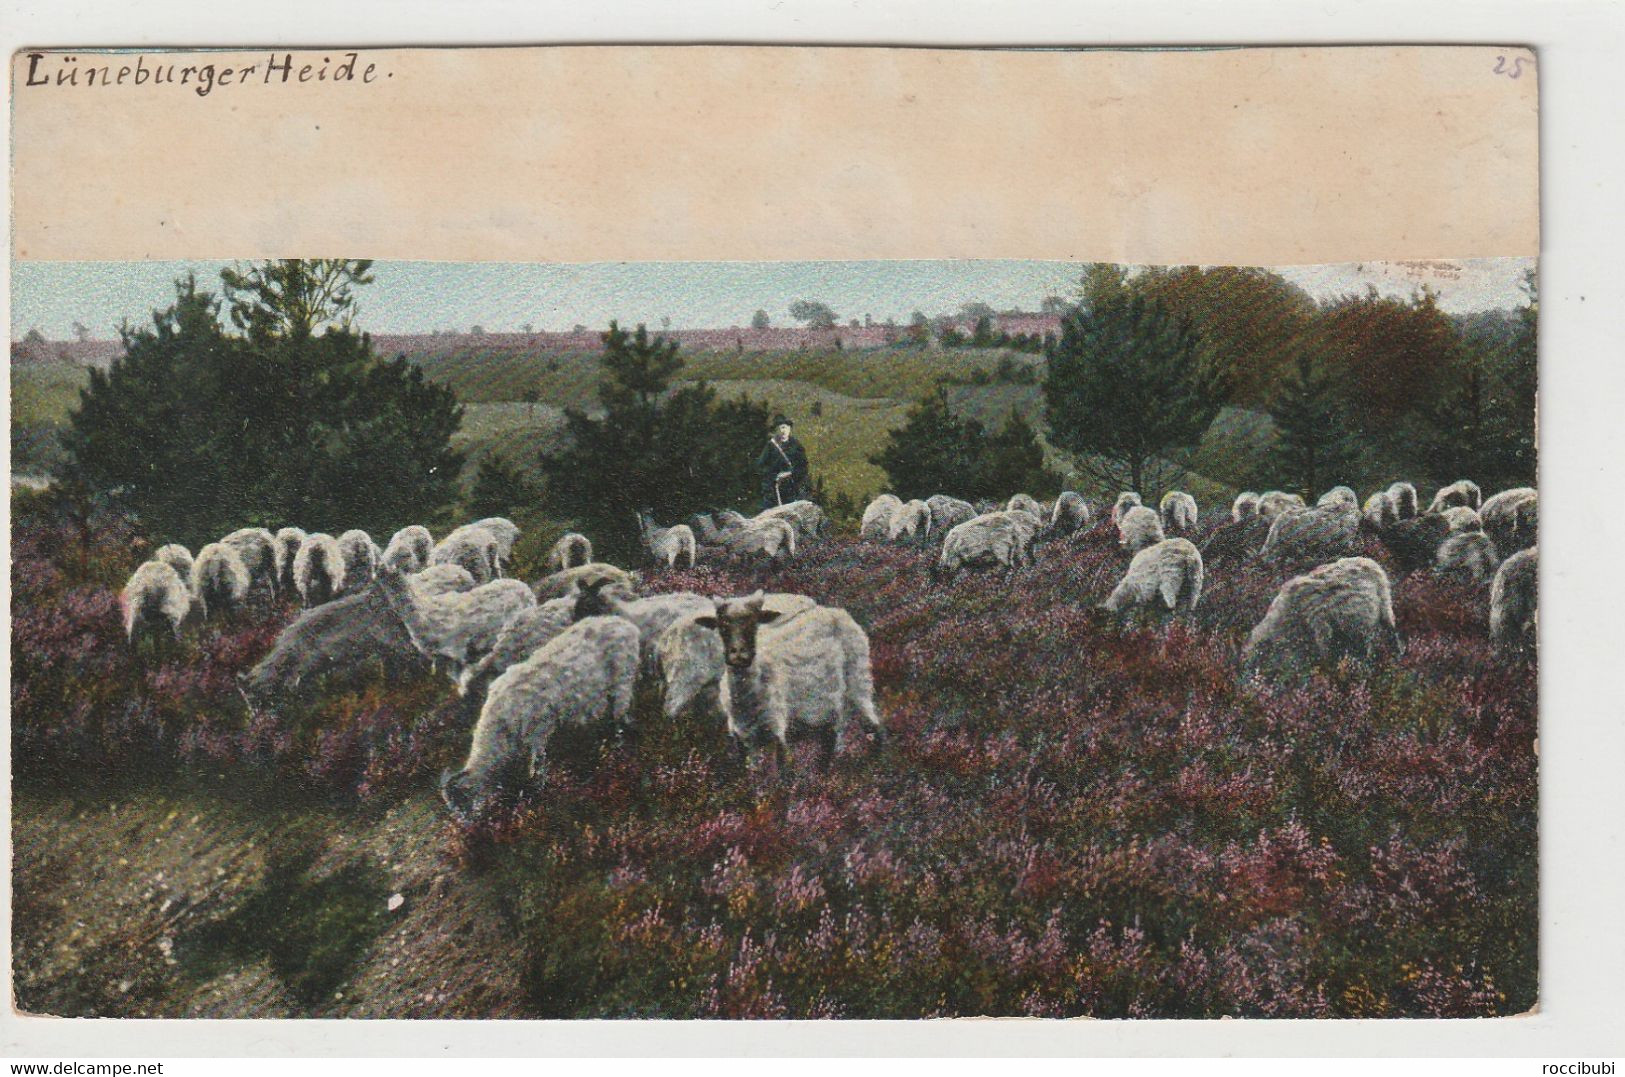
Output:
192,541,250,620
154,543,195,582
1435,531,1501,585
222,527,279,598
1387,481,1420,520
1231,492,1261,522
382,525,433,574
547,532,594,573
1159,491,1199,534
375,564,537,673
927,495,978,536
1243,556,1403,675
1007,493,1044,519
411,563,477,595
456,596,578,699
569,578,716,675
273,527,307,593
935,512,1032,580
120,560,191,647
1258,502,1360,564
1428,479,1483,514
655,594,820,721
471,516,522,574
695,591,885,770
1257,491,1307,518
1441,506,1483,533
294,533,346,608
721,516,797,564
431,525,501,585
1111,492,1143,526
337,529,379,593
441,615,642,821
1316,486,1359,511
860,494,903,541
1490,546,1537,654
1102,538,1204,616
534,562,638,602
1049,491,1091,536
637,510,698,569
1480,487,1537,552
756,500,830,543
1117,505,1166,555
1362,491,1399,532
887,499,932,544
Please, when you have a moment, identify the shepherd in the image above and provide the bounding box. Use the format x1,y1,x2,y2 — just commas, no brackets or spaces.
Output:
758,414,810,510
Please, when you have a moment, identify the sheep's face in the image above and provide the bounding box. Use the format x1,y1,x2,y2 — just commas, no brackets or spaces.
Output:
695,592,783,668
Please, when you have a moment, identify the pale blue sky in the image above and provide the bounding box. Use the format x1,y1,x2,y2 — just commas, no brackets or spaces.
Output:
9,257,1535,340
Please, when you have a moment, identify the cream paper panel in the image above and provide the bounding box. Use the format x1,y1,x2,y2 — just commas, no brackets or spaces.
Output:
11,44,1537,264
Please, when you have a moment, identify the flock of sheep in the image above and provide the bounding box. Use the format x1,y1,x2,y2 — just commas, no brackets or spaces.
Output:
116,474,1534,822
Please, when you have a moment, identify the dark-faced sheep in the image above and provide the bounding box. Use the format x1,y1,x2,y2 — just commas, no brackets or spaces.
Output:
1243,556,1404,675
121,560,191,649
1428,480,1483,514
441,615,642,821
655,594,820,722
1159,491,1199,535
274,528,307,593
1111,492,1143,527
294,533,346,608
1480,487,1537,553
432,525,501,584
637,510,697,569
1378,513,1453,572
1259,503,1360,565
1362,491,1399,533
337,529,380,594
1103,538,1204,616
471,517,522,574
1316,486,1359,511
192,542,250,620
547,532,594,573
222,527,279,599
1436,531,1501,585
1117,505,1166,555
860,494,903,541
1049,492,1091,537
1231,492,1261,523
1258,491,1306,518
1387,481,1419,520
382,525,433,574
927,495,977,536
1442,506,1483,534
154,543,195,583
1490,546,1537,654
887,499,932,544
696,591,885,771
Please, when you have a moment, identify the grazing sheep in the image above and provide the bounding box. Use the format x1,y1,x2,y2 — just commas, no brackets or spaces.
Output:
222,527,279,599
336,529,379,593
637,510,698,569
1377,513,1453,572
927,495,978,536
1049,491,1091,536
1258,491,1307,518
1428,479,1483,514
1480,487,1537,553
1362,491,1399,533
547,532,594,573
1442,506,1483,533
1316,485,1359,511
455,596,579,700
1117,505,1166,555
687,512,727,545
273,528,307,593
1489,546,1537,654
1159,491,1199,534
294,533,346,608
412,563,477,595
431,524,501,585
192,542,250,620
1242,557,1403,675
375,564,537,673
1231,492,1261,523
1200,514,1273,564
1387,481,1420,520
1111,492,1143,526
860,494,904,541
721,516,797,564
1436,531,1501,585
713,509,750,531
756,500,830,543
120,560,191,647
382,525,433,574
1102,538,1204,616
936,512,1032,580
441,616,643,821
887,499,932,543
696,591,885,770
154,543,195,583
237,577,435,715
655,594,820,721
1007,493,1044,520
534,562,638,602
471,517,522,574
1259,503,1360,565
570,578,714,674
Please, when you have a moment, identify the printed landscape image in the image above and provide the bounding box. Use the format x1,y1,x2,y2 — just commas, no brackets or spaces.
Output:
9,257,1537,1018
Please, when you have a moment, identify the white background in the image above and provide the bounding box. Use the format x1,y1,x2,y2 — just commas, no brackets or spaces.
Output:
3,0,1623,1060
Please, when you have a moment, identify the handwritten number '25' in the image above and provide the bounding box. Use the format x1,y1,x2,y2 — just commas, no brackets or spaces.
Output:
1493,55,1529,79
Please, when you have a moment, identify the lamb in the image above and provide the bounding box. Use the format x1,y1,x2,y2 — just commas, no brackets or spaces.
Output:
1435,531,1501,585
655,594,820,721
1231,492,1261,523
935,512,1032,580
1489,546,1537,654
455,596,578,701
534,562,638,601
927,495,978,536
1316,486,1359,511
381,525,433,574
546,532,594,573
1117,505,1166,555
273,527,307,593
431,524,501,584
293,533,346,608
637,510,698,569
154,543,195,582
1480,487,1537,553
1102,538,1204,616
1006,493,1044,520
1362,491,1399,533
441,615,643,821
1049,491,1091,536
1387,481,1420,520
1200,514,1273,564
222,527,279,599
570,577,715,673
887,499,932,543
1258,502,1360,565
1428,479,1483,514
860,494,904,541
1441,506,1483,533
720,516,797,564
1159,491,1198,535
470,516,522,574
374,563,537,673
1242,556,1404,675
120,560,191,647
1377,513,1453,572
192,541,250,620
1258,491,1307,518
695,591,885,770
336,529,380,593
756,500,830,543
1111,492,1143,526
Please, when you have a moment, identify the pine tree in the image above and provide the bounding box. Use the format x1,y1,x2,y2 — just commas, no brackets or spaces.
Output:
1267,352,1359,499
468,454,539,519
973,411,1059,500
869,386,984,500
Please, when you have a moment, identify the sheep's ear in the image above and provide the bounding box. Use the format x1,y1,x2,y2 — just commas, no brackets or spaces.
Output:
694,615,720,631
748,589,766,608
757,609,782,625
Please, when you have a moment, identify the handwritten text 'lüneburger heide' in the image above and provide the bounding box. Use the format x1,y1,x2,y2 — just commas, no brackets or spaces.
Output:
22,52,390,97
